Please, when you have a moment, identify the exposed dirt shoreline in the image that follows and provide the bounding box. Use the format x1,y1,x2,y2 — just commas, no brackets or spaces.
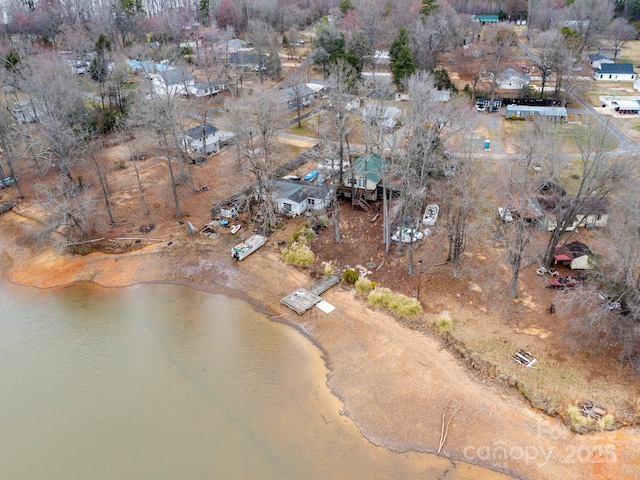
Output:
1,211,639,480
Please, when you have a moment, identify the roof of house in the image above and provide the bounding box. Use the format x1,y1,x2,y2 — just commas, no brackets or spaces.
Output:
362,105,401,129
185,123,218,139
228,52,266,65
280,84,316,102
595,63,636,74
498,68,530,83
538,195,610,216
474,15,499,22
271,180,330,205
193,79,227,89
588,53,612,62
505,105,567,116
128,59,171,73
351,153,385,185
555,241,592,262
158,68,195,85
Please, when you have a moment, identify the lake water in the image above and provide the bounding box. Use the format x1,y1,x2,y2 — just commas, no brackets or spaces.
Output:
0,280,512,479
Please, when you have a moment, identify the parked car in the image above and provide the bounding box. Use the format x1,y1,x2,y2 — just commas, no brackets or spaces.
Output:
391,228,427,243
303,170,319,181
0,176,17,188
318,159,350,172
282,174,300,181
498,207,514,222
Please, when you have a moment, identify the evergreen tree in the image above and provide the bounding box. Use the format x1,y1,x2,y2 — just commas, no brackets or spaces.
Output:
420,0,438,17
5,50,20,72
389,28,410,65
340,0,353,15
392,45,415,87
199,0,211,26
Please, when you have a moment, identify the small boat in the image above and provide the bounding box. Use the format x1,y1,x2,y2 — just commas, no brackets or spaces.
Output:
232,234,267,260
422,204,439,226
230,224,241,234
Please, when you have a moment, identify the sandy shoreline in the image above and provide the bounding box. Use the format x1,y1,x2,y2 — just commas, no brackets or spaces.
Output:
2,211,639,480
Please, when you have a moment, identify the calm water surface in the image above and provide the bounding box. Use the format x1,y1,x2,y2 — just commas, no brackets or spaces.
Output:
0,280,512,480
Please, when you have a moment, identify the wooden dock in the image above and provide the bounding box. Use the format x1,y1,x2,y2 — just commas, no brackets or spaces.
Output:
281,276,340,315
309,275,340,295
280,288,323,314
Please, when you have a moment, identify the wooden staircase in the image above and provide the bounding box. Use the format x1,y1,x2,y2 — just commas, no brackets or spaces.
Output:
352,193,370,211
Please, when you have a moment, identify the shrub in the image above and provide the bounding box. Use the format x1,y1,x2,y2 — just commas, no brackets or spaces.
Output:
436,311,452,330
355,276,375,294
343,269,359,284
282,242,315,267
566,406,616,433
368,287,422,317
292,225,316,243
322,261,336,276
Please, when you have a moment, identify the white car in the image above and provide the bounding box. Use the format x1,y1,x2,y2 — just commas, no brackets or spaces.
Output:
391,228,426,243
498,207,514,222
318,159,351,172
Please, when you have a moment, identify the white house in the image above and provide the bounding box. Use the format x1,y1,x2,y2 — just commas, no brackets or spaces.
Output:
593,63,636,81
184,123,234,155
152,67,195,96
587,53,614,70
268,179,331,216
189,78,229,97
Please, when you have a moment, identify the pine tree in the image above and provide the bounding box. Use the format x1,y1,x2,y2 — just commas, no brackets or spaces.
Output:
392,45,415,87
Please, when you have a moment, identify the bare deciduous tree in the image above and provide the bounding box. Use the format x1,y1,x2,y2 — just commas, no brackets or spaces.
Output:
607,17,637,61
226,89,284,232
542,124,633,267
499,117,560,298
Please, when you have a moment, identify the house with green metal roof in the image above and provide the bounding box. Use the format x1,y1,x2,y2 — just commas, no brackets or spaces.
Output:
341,153,388,204
473,15,499,24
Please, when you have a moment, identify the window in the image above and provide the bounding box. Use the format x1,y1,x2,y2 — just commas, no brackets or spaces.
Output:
307,198,316,205
609,75,612,79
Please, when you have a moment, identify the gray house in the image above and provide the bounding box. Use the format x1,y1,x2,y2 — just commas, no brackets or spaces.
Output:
267,179,331,216
280,84,316,109
505,105,567,122
184,123,235,155
184,123,220,154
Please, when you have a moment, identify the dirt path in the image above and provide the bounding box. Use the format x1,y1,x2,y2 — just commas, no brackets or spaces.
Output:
1,212,638,480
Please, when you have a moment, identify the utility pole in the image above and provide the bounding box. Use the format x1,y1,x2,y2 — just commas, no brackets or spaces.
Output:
415,260,423,300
